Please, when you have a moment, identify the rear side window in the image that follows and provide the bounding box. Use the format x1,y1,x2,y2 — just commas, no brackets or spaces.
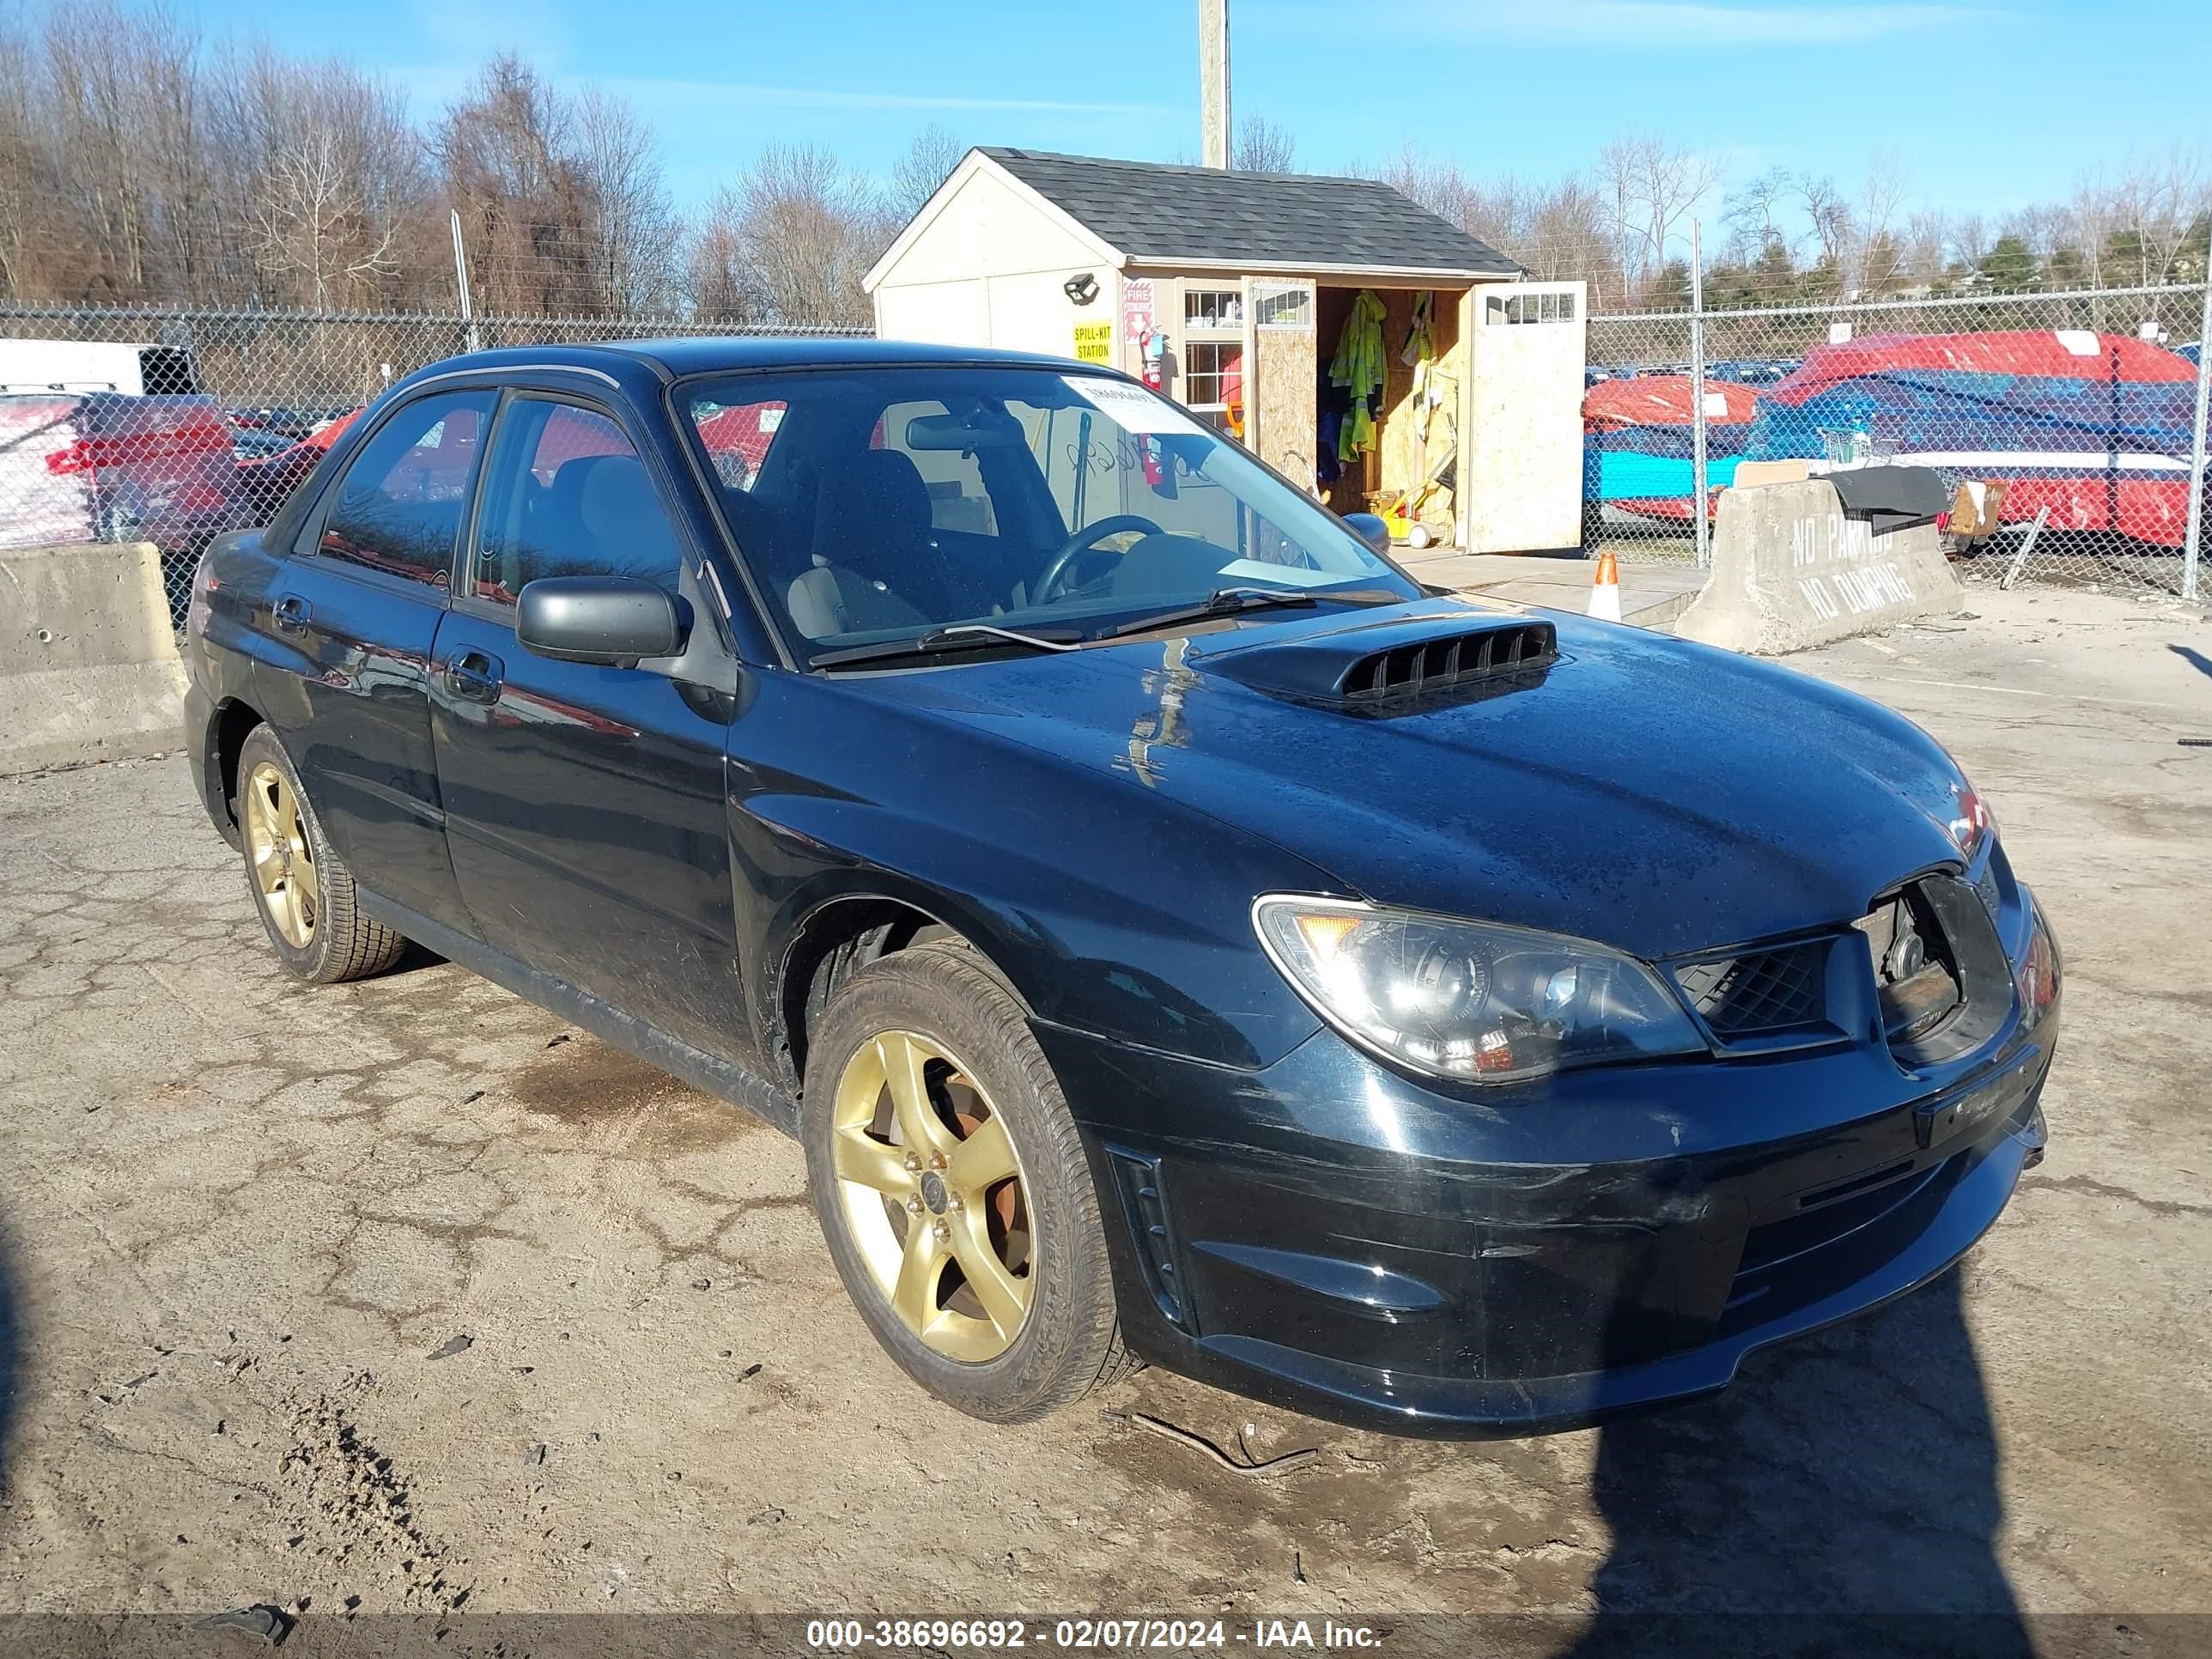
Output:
468,399,686,605
317,391,493,587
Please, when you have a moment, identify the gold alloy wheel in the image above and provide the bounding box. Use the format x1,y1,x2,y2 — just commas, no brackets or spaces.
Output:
830,1030,1035,1362
243,760,318,948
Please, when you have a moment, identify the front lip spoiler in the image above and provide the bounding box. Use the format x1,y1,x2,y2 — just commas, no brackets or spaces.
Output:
1182,1121,2033,1441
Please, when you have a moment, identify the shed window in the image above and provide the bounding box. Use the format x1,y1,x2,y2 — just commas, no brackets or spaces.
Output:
1486,290,1577,325
1182,340,1244,411
1253,283,1313,329
1184,288,1244,332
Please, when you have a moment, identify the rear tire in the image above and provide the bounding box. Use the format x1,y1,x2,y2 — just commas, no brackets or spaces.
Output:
234,724,407,983
801,941,1133,1423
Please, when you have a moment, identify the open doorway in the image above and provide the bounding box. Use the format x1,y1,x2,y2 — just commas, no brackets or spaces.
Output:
1310,283,1462,539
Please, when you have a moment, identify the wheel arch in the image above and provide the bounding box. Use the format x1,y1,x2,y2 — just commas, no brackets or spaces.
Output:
203,695,266,848
765,879,1037,1095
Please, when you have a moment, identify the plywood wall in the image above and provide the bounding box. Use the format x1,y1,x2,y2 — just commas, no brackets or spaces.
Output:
1248,277,1316,489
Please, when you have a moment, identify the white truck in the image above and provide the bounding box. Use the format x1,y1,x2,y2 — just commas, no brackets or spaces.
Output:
0,337,199,395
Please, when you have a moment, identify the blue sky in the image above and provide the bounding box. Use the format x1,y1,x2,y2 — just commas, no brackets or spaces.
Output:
181,0,2203,227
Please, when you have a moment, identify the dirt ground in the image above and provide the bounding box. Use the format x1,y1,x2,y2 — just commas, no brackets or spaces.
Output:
0,586,2207,1643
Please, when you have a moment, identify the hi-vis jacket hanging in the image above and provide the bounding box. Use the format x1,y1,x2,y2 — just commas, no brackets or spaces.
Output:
1328,289,1388,464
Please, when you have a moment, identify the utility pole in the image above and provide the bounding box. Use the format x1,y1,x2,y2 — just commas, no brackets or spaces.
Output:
1689,218,1710,568
1199,0,1231,169
450,209,479,353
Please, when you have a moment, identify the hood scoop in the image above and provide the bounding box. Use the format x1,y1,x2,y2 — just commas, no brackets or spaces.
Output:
1204,616,1559,712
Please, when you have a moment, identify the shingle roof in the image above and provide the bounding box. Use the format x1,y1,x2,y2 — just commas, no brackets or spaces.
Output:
980,149,1520,279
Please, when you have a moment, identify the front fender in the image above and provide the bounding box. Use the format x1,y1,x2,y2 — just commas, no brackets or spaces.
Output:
732,793,1328,1073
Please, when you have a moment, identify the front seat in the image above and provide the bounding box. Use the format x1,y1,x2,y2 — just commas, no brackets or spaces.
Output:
787,449,937,640
571,453,684,580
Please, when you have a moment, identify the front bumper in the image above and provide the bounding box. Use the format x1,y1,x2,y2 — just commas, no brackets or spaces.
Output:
1040,893,2058,1438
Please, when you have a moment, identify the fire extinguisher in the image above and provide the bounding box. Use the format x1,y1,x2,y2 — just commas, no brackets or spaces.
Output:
1138,328,1168,485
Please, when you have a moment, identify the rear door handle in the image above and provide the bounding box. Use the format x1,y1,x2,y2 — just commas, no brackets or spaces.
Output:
444,648,504,705
272,594,311,635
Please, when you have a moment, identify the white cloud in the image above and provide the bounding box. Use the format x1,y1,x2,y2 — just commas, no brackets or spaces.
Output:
389,66,1172,121
591,78,1172,118
1262,0,1997,47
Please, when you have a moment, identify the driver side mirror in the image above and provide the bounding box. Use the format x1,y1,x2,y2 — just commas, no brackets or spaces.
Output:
516,576,684,668
1341,512,1393,558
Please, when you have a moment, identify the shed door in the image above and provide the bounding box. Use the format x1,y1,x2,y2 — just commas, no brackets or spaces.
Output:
1244,279,1318,491
1459,282,1588,553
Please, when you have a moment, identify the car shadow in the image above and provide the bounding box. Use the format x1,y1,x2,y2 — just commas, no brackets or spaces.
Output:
2168,644,2212,683
0,1218,21,1495
386,940,448,975
1559,1267,2028,1656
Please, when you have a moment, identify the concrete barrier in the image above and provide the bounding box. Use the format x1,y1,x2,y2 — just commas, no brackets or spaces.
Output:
1674,477,1962,656
1,540,187,775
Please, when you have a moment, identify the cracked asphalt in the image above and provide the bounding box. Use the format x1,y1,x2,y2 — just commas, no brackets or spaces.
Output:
0,586,2205,1633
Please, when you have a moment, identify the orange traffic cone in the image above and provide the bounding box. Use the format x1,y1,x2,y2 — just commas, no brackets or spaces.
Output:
1588,551,1623,623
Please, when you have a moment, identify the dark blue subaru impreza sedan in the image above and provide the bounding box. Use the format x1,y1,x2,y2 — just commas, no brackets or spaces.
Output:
182,337,2060,1436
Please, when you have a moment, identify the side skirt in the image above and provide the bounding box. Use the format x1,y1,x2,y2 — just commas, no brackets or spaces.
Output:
358,890,800,1139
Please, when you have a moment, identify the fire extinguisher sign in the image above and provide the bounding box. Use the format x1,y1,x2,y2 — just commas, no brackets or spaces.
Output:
1121,278,1154,345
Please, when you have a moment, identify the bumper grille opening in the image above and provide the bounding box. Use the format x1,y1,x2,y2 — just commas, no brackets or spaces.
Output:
1674,943,1827,1036
1107,1147,1187,1327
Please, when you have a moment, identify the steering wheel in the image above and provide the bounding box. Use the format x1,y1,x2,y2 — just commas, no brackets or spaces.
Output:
1034,514,1164,604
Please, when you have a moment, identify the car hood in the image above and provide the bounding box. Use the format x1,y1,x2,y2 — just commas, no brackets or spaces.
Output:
859,597,1975,962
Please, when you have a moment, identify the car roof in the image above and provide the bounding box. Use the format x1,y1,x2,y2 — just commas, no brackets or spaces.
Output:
419,336,1103,382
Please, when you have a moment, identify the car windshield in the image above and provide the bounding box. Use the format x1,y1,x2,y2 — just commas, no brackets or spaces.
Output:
677,365,1418,665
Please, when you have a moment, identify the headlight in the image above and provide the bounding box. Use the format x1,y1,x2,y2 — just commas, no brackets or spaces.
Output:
1948,781,1996,858
1254,896,1707,1084
2016,901,2060,1024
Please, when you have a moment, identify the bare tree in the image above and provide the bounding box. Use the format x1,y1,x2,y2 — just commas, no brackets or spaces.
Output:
1233,115,1297,174
1792,173,1853,270
684,191,755,322
725,143,890,327
1723,167,1791,262
888,123,963,222
435,53,592,313
574,89,680,313
1901,210,1952,288
1596,134,1722,295
249,131,398,307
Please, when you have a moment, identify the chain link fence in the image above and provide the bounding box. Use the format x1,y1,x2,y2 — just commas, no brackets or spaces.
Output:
0,303,869,629
1588,283,2211,599
4,291,2207,639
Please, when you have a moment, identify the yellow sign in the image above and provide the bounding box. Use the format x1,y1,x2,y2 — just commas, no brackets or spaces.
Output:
1073,320,1113,365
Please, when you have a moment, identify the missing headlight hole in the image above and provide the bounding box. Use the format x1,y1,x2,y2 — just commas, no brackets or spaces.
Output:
1856,884,1963,1046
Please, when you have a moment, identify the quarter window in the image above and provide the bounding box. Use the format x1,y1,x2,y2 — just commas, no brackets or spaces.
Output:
693,397,787,491
317,390,493,586
469,400,686,605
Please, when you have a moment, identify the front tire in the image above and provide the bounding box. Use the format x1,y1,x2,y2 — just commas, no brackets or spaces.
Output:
234,724,407,983
801,942,1132,1423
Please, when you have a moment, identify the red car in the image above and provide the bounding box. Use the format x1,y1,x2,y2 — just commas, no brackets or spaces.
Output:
231,408,362,524
0,391,237,554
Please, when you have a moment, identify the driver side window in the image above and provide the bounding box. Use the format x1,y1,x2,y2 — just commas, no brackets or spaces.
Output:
467,400,686,605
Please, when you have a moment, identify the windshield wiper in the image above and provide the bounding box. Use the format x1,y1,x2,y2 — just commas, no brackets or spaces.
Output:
1098,583,1420,641
811,622,1085,670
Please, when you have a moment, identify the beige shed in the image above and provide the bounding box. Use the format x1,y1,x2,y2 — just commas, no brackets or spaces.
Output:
865,148,1589,553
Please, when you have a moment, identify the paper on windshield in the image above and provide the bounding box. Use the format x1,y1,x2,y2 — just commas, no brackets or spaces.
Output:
1063,374,1210,437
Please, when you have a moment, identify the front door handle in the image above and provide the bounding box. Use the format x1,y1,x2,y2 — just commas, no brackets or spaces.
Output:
272,593,311,635
444,648,504,705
